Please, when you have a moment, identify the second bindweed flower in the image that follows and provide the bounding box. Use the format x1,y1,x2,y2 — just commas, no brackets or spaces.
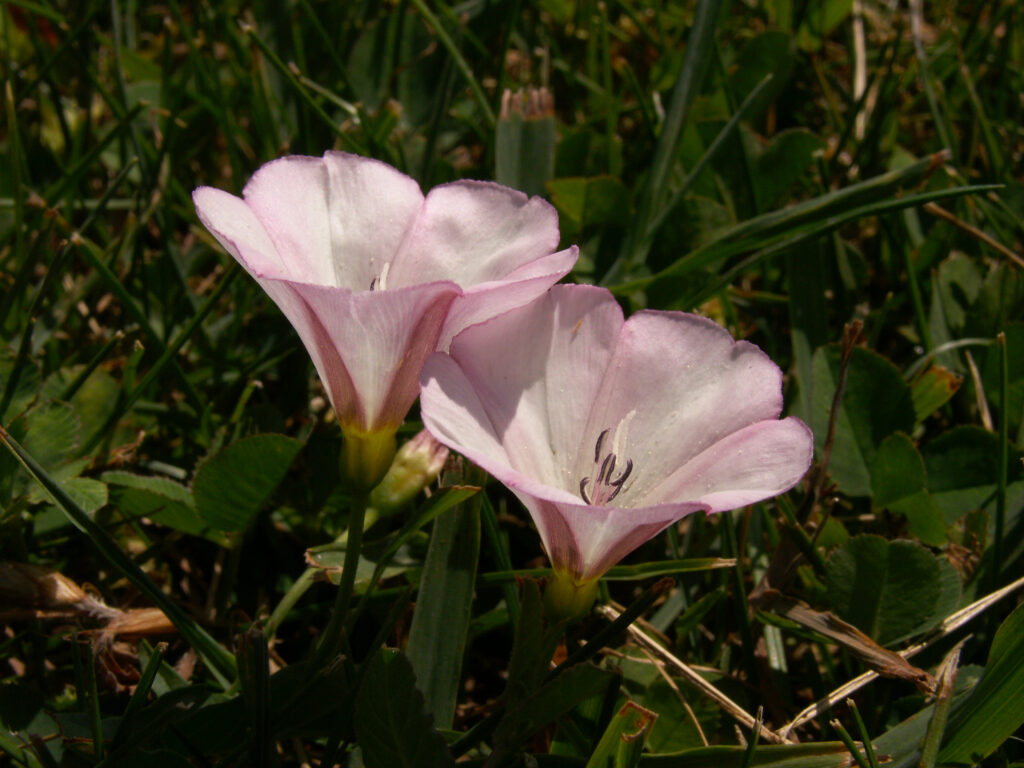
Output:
420,285,814,618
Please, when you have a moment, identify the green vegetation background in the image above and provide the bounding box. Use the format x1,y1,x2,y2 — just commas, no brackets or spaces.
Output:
1,0,1023,766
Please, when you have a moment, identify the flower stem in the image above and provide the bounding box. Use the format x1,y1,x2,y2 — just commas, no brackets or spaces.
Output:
266,566,317,641
313,493,368,667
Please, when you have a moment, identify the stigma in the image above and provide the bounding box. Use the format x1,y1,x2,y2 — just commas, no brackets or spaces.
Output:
579,429,633,505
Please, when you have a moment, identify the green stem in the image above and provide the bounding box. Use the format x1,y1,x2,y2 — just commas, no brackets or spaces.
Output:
313,493,368,666
266,567,317,641
992,332,1009,591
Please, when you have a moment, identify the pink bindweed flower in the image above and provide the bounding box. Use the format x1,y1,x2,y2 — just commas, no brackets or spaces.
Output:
193,152,576,488
419,284,813,615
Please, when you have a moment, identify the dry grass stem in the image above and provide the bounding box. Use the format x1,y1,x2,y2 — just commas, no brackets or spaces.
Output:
779,572,1024,738
598,604,793,744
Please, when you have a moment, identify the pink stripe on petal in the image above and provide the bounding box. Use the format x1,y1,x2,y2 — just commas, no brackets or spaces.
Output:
292,281,459,432
516,495,707,582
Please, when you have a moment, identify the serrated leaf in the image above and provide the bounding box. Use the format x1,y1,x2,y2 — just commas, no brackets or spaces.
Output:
825,535,950,645
104,471,227,545
354,649,455,768
1,401,84,502
812,346,915,497
40,365,120,447
46,477,108,516
192,434,302,530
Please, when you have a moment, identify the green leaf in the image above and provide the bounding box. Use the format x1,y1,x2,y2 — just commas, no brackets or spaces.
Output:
825,535,953,645
103,471,228,545
548,176,631,235
928,254,983,357
638,742,856,767
922,425,1023,524
192,434,303,531
406,499,481,729
796,0,853,51
968,263,1024,338
40,365,120,450
46,477,107,516
354,649,455,768
812,346,915,497
585,701,657,768
0,346,40,419
304,546,411,589
1,401,85,504
752,129,826,210
909,364,963,423
495,664,617,752
939,603,1024,763
727,32,796,124
641,677,719,753
505,579,566,705
102,686,212,765
870,432,946,546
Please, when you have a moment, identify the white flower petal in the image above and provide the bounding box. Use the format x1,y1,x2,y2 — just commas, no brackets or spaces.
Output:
322,152,424,291
644,417,814,510
390,181,562,288
240,155,336,285
579,311,786,500
440,285,621,490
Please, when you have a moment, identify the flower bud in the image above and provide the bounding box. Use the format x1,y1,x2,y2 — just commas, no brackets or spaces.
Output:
543,570,600,622
369,430,449,514
341,428,398,492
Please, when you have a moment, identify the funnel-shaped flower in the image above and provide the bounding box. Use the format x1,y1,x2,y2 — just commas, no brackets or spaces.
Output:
194,152,576,487
420,285,813,589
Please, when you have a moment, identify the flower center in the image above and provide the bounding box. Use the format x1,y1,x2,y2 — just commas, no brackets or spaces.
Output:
578,428,633,506
369,261,391,291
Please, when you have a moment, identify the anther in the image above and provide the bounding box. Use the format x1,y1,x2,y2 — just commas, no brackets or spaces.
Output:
579,430,633,505
594,429,609,463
